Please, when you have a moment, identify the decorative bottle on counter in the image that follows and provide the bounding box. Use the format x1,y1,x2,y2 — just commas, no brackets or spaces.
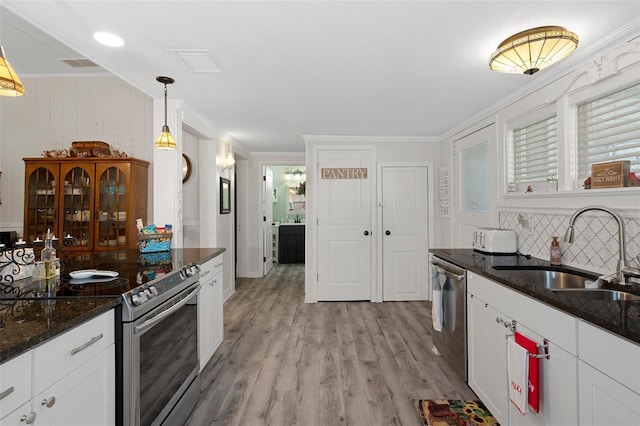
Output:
550,236,562,265
41,228,57,291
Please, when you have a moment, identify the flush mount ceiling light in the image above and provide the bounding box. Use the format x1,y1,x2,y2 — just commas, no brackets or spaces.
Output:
0,45,24,96
155,76,177,150
489,26,579,75
93,31,125,47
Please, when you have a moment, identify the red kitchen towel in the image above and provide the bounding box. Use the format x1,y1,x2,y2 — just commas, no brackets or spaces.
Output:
515,331,540,413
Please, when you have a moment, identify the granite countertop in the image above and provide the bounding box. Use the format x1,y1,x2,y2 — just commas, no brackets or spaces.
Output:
0,248,225,364
430,248,640,345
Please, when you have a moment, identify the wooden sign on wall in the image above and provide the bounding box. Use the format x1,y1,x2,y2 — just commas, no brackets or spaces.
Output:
321,168,368,179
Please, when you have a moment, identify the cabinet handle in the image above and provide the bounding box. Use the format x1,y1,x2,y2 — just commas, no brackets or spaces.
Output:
41,396,56,408
200,270,211,277
70,333,103,356
0,386,14,400
20,412,36,424
496,317,504,324
211,279,217,286
214,263,223,268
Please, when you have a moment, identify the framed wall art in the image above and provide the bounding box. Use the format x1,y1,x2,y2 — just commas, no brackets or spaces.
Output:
220,177,231,214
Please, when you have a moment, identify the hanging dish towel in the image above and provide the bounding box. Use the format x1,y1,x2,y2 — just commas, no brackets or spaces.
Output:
508,337,529,415
432,268,443,332
515,332,541,413
442,275,456,331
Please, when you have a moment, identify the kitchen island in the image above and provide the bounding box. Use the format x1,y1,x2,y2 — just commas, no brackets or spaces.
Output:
0,248,225,363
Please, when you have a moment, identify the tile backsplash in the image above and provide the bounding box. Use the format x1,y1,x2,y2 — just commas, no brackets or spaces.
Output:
500,210,640,274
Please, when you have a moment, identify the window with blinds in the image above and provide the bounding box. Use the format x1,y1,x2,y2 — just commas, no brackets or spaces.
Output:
577,82,640,178
513,116,558,183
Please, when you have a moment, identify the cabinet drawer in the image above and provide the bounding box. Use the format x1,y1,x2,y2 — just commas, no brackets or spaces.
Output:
32,310,114,395
0,351,31,419
199,255,223,280
578,320,640,394
468,272,577,354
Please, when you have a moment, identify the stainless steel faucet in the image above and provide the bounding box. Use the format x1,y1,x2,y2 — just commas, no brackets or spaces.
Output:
563,205,628,284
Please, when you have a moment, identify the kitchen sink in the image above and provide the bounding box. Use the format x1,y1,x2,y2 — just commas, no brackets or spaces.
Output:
551,288,640,301
492,268,597,290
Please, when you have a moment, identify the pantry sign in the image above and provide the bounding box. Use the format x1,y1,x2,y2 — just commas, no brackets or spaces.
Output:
321,168,368,179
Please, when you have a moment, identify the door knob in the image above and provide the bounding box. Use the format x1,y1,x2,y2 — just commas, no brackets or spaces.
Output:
385,230,391,235
364,231,370,236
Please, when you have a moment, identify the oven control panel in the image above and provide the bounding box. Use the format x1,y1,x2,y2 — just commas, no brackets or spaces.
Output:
180,263,200,279
131,284,159,306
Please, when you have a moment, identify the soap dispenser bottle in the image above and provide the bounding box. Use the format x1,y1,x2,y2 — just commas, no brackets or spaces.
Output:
550,236,562,265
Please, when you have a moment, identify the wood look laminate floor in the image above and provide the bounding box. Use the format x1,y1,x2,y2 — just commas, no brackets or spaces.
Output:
187,263,474,426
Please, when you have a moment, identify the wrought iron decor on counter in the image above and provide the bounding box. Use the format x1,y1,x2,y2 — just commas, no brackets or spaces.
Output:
0,236,73,287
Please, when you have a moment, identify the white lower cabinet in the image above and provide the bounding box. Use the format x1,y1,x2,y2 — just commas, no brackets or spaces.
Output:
577,320,640,425
0,309,115,426
34,347,115,425
198,254,224,371
467,293,510,424
467,272,578,426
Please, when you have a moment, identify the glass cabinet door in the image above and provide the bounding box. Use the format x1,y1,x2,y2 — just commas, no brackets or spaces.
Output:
97,166,128,249
24,165,58,244
61,164,93,250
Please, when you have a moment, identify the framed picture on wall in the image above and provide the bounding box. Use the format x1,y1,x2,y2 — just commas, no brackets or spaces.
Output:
220,177,231,214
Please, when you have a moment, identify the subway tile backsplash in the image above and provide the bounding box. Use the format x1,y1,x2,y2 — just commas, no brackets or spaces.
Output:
499,211,640,274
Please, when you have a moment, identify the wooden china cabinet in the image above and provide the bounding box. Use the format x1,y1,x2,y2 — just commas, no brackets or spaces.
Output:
23,157,149,251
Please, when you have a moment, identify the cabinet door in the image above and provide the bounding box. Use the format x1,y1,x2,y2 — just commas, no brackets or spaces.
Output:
198,257,224,372
579,361,640,425
59,163,95,251
34,346,115,426
23,163,60,244
95,164,131,250
509,324,578,426
467,293,509,425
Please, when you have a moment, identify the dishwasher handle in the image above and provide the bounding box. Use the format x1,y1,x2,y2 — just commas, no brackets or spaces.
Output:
431,259,466,281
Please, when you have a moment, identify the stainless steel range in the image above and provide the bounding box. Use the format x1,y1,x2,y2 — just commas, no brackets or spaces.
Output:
119,262,200,426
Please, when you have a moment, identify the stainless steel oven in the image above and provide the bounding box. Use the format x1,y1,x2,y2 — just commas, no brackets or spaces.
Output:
121,265,201,426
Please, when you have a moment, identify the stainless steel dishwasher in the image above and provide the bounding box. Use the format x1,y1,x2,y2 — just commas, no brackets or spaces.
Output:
431,256,467,382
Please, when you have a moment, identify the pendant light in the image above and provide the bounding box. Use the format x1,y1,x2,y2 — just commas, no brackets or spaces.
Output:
0,0,25,96
155,76,176,150
489,26,579,75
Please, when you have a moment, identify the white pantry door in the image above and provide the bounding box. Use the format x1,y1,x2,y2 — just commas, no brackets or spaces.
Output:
263,166,274,275
381,166,429,301
316,149,373,301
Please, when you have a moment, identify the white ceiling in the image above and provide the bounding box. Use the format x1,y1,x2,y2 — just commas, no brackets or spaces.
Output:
2,1,639,153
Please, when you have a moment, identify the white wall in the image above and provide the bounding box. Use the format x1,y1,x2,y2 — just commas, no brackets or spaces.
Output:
182,130,200,247
0,76,154,235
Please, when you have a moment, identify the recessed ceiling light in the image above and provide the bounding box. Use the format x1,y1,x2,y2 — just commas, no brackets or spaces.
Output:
93,32,125,47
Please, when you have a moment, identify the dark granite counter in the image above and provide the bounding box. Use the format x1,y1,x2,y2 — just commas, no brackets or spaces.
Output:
0,248,225,364
430,248,640,345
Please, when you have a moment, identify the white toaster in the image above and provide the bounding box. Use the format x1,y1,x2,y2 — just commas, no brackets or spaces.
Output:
472,228,517,254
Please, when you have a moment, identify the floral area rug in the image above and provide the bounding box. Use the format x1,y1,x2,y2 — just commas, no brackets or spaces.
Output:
413,399,500,426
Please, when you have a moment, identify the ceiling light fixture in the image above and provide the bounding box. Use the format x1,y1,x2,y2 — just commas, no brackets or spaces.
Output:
489,26,579,75
155,76,177,150
93,32,125,47
0,45,24,96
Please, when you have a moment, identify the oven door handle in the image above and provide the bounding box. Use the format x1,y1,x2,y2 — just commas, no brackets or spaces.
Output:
134,284,201,334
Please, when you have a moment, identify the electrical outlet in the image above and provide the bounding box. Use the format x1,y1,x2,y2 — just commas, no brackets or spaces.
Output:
517,213,529,228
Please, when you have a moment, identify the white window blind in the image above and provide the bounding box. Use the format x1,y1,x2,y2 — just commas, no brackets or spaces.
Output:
513,116,558,183
577,82,640,178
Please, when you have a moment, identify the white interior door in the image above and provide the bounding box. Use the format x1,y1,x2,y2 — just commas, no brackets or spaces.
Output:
382,166,429,301
317,150,373,301
263,166,274,275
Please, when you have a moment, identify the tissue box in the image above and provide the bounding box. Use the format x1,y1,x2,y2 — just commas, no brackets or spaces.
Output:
138,232,172,253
